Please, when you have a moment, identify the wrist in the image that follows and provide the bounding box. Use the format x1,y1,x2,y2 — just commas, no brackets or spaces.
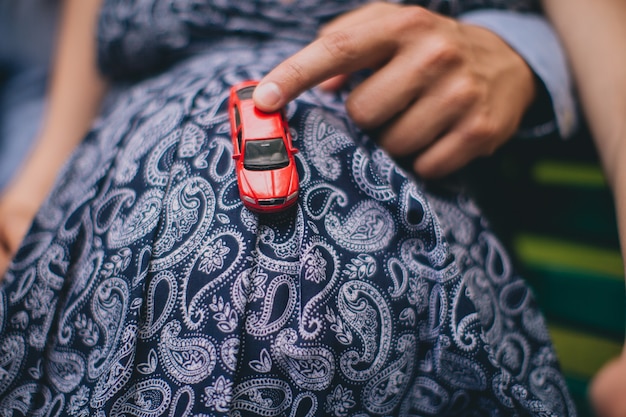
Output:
459,9,577,139
2,133,69,209
461,23,536,120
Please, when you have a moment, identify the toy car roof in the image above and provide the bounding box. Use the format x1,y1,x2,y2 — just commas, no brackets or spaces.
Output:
237,99,285,141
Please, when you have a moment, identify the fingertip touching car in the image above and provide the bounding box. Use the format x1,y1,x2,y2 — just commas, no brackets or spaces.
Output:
229,80,299,213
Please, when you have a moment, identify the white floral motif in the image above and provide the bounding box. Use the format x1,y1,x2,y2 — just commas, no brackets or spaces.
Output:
230,378,292,413
199,239,230,274
11,311,29,330
74,313,99,346
363,334,416,414
208,296,238,333
100,248,132,278
325,307,353,345
298,240,341,340
67,386,90,415
303,248,327,284
343,254,376,280
178,123,205,158
203,376,233,412
249,349,272,373
24,283,54,319
27,358,43,380
325,385,356,417
133,390,152,409
136,349,158,375
533,346,558,368
407,277,429,314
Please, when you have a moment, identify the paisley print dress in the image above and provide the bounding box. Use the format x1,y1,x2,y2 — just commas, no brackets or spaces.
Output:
0,1,576,416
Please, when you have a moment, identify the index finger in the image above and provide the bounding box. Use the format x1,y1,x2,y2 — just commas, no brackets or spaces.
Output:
253,25,395,112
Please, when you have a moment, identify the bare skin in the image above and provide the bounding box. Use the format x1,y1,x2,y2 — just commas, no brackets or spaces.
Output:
254,2,536,178
542,1,626,416
0,0,107,275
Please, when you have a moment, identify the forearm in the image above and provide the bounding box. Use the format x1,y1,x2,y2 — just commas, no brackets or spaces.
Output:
12,0,107,200
543,0,626,262
0,0,107,275
614,154,626,268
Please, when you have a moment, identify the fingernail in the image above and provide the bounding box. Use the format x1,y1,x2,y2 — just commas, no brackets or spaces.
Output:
254,82,282,108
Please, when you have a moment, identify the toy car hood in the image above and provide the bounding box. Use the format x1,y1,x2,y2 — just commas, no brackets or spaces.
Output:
238,165,298,200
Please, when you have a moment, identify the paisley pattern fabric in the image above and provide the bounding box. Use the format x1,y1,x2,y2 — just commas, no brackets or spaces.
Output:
97,0,541,80
0,1,575,416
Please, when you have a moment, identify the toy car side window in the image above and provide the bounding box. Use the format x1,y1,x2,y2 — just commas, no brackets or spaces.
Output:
234,105,241,129
234,106,243,151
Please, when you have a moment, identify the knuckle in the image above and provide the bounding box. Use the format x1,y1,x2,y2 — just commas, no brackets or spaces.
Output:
345,93,374,129
379,132,402,155
450,77,482,107
281,59,309,87
396,6,433,30
321,30,359,61
425,38,463,69
463,115,501,153
413,157,439,179
345,96,370,128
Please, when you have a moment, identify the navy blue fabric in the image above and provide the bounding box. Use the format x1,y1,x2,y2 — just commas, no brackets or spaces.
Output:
97,0,540,80
0,2,575,416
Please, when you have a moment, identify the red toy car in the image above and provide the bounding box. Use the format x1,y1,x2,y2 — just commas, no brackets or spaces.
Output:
229,80,299,213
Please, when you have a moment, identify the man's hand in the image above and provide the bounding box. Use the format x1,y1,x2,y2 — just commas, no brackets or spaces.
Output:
254,3,536,178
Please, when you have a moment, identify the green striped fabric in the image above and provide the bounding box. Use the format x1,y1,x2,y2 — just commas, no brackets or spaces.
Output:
532,160,607,188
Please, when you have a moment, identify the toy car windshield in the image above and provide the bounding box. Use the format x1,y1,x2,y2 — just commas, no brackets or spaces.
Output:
243,138,289,171
236,86,255,100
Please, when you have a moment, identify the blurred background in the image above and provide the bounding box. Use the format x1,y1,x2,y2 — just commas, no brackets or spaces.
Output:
0,0,59,192
467,120,624,417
